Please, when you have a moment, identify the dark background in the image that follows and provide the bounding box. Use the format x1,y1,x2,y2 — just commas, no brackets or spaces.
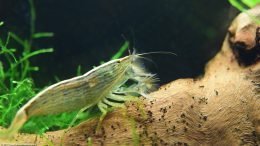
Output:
0,0,238,87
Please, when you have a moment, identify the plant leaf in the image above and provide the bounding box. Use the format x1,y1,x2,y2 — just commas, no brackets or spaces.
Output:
0,61,4,79
8,32,24,46
33,32,54,39
19,48,54,63
111,41,129,60
242,0,260,8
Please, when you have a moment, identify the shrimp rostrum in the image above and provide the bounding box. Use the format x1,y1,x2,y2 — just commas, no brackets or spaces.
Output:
0,51,160,139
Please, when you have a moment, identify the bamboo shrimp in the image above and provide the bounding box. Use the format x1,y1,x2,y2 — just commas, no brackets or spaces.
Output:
0,51,173,139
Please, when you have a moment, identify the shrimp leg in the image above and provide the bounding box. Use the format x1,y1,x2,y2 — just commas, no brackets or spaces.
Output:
95,101,109,133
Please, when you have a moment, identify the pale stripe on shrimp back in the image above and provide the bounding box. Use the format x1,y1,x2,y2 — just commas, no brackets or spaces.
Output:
0,51,163,139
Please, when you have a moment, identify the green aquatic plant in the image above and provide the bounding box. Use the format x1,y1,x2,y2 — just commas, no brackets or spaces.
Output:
0,0,53,133
111,41,129,60
229,0,260,24
0,0,129,135
0,0,86,135
242,0,260,7
229,0,260,11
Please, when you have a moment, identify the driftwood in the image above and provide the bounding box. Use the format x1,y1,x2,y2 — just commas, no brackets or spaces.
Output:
1,6,260,146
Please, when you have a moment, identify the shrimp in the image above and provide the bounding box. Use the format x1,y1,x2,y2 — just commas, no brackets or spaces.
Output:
0,51,174,139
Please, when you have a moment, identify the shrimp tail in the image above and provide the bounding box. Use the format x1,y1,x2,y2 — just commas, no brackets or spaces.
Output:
0,109,28,140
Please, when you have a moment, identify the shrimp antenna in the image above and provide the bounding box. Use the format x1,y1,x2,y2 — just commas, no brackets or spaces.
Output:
134,51,177,68
136,51,177,56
